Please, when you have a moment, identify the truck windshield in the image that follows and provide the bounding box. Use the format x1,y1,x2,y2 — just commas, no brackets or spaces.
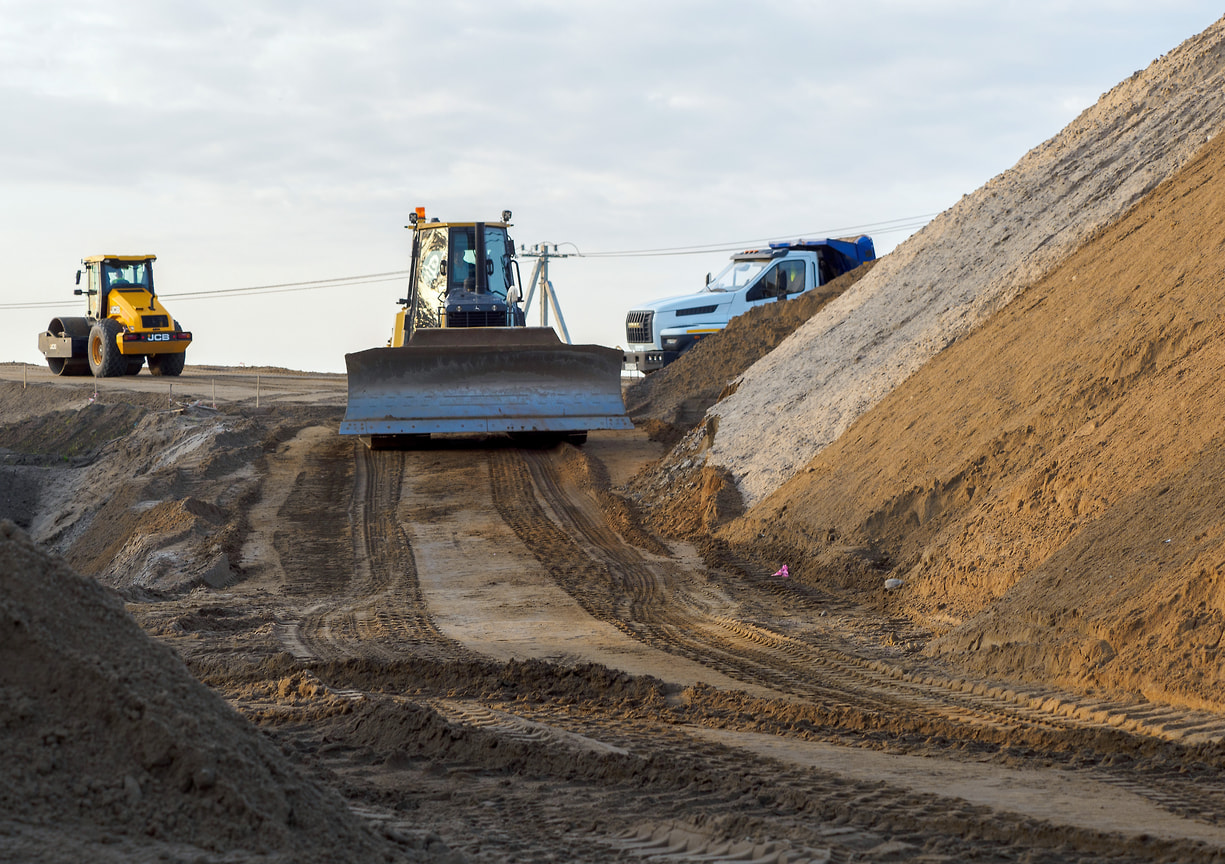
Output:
101,260,154,293
706,258,767,292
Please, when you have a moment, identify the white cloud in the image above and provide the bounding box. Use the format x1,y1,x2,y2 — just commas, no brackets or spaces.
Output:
1,2,1221,371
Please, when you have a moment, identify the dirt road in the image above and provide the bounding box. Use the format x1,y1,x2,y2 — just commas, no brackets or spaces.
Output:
6,363,1225,862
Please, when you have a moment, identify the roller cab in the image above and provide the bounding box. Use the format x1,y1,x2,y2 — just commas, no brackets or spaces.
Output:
38,255,192,378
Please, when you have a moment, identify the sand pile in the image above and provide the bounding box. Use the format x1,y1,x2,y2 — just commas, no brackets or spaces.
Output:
689,16,1225,509
700,64,1225,710
0,520,425,863
624,261,875,448
624,15,1225,710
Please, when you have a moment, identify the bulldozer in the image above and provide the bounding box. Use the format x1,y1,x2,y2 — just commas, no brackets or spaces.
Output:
339,209,631,447
37,254,191,377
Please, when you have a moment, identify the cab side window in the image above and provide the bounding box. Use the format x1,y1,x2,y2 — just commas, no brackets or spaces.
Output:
746,265,781,302
780,260,806,295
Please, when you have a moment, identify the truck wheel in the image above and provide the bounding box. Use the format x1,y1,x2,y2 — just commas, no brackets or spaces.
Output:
87,319,126,378
148,351,186,377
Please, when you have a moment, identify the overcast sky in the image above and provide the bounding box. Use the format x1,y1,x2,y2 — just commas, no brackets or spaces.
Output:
2,2,1220,373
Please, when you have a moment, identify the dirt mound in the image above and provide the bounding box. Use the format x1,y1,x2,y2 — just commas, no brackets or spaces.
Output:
624,262,874,448
711,107,1225,711
0,520,423,862
0,382,158,462
684,17,1225,509
191,364,343,378
11,402,347,600
30,407,271,595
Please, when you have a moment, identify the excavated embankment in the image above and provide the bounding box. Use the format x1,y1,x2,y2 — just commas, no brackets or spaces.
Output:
680,16,1225,510
628,17,1225,712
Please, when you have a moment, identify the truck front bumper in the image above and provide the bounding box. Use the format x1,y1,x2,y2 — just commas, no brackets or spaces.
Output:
622,348,677,374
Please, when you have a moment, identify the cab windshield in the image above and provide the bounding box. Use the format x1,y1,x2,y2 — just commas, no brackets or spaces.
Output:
446,226,512,300
483,226,514,299
705,258,767,292
101,259,154,294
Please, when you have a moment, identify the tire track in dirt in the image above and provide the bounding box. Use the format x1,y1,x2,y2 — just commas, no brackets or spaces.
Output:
260,434,1225,845
497,448,1063,734
339,693,1225,864
273,438,467,664
500,446,1225,762
400,444,760,690
332,446,468,661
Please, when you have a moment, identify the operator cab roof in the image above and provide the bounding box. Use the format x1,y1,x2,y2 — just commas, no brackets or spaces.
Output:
83,254,157,263
407,207,513,230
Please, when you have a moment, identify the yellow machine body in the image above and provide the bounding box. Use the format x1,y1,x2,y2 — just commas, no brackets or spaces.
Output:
38,254,193,377
342,209,631,445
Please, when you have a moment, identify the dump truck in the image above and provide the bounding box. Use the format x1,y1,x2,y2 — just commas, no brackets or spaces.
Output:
37,254,191,377
339,209,632,447
623,235,875,373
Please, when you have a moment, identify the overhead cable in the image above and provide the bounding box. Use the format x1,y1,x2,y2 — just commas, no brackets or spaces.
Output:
576,213,938,258
1,212,936,310
0,272,409,310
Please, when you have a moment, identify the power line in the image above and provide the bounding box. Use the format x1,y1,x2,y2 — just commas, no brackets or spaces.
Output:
0,271,409,310
1,212,936,310
575,213,938,258
161,272,408,301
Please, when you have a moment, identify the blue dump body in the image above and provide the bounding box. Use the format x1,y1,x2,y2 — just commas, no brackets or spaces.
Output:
768,235,876,271
340,327,632,437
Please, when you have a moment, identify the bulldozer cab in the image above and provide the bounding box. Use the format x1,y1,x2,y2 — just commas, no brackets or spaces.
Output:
416,222,514,300
343,209,631,443
79,255,156,320
400,219,523,342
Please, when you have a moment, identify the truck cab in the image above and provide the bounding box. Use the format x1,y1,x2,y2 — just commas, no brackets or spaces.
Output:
623,235,875,373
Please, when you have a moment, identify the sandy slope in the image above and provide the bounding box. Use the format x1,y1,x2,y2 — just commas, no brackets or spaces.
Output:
701,16,1225,508
698,59,1225,711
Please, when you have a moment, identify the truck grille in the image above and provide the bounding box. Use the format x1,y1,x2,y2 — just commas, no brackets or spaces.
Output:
625,310,653,344
142,315,170,329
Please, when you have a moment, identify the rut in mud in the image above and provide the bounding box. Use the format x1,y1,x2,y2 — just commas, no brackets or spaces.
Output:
108,415,1225,859
10,365,1225,861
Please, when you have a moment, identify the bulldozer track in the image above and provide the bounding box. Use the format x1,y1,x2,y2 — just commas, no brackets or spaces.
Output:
493,447,1225,756
493,449,1074,736
275,439,468,664
257,435,1225,849
354,692,1225,862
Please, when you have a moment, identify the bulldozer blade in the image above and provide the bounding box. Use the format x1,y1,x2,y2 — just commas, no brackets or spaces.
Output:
340,328,633,437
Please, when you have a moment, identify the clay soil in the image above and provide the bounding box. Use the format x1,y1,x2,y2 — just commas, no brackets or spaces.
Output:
8,342,1225,862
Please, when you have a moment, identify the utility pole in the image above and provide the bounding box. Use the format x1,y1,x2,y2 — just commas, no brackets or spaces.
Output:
517,243,573,344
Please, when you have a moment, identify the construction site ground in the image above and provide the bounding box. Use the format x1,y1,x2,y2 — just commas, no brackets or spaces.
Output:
7,364,1225,864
